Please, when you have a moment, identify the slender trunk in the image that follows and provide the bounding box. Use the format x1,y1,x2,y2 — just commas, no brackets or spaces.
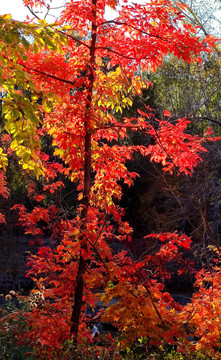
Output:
70,0,97,343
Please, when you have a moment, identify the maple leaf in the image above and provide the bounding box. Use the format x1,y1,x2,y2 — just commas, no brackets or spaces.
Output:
164,110,171,117
0,213,6,224
0,171,9,199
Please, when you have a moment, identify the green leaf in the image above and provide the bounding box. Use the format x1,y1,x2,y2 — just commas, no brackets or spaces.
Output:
3,34,12,44
23,152,31,164
21,37,30,49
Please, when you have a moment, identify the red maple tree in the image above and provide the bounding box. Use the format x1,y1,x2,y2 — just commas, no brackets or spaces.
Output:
0,0,219,357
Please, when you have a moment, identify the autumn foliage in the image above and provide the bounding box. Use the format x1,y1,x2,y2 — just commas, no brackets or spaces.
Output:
0,0,221,358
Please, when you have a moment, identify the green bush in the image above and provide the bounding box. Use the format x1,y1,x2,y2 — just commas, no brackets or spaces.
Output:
0,294,33,360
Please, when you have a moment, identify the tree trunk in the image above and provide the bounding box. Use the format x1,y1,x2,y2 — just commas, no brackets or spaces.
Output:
70,0,97,344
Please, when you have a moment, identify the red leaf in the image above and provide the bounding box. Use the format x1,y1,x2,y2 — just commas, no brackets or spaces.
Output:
164,110,171,117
